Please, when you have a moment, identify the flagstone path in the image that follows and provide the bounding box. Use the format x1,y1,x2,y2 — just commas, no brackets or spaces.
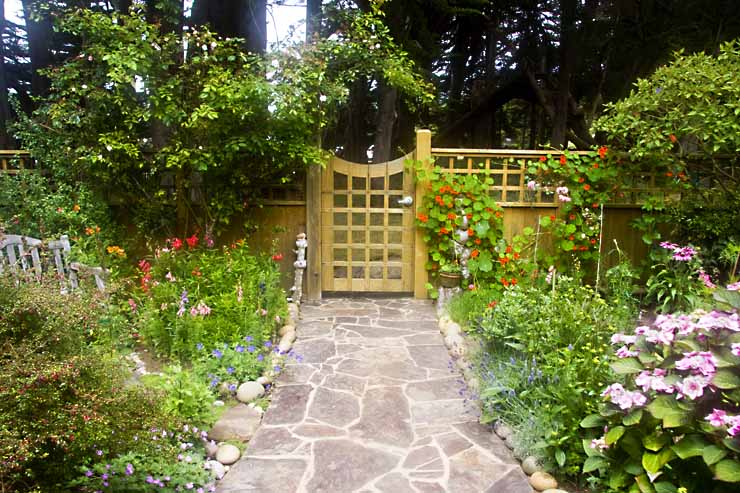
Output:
218,298,531,493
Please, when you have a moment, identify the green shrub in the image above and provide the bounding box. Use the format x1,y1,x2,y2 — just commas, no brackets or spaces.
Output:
142,367,216,429
474,278,632,475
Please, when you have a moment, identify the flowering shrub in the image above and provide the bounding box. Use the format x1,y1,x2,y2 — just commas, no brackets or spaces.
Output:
71,425,212,493
415,163,531,290
645,241,709,312
0,278,176,492
581,296,740,491
525,148,617,269
192,338,281,393
134,238,286,360
474,278,628,474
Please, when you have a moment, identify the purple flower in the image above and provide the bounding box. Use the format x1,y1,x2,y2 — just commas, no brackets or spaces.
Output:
210,377,220,387
706,408,728,427
245,335,253,342
212,349,223,359
235,345,245,353
196,343,204,350
229,383,237,391
264,341,273,348
96,449,103,456
146,475,155,484
672,246,697,261
247,345,255,353
101,473,108,480
226,366,235,374
257,354,264,362
273,365,281,372
85,470,93,477
125,463,134,476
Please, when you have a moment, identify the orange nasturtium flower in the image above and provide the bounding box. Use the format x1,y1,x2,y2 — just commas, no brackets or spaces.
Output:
559,154,567,165
598,146,608,159
539,156,547,162
439,227,449,235
471,249,479,258
417,213,428,223
467,228,474,236
474,238,481,245
583,184,591,191
669,134,677,143
72,204,81,212
447,212,457,220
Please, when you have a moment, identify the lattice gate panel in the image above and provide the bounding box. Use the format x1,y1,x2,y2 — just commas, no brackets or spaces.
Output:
321,154,414,292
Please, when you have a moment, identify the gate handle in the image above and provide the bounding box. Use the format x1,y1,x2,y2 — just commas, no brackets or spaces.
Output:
397,196,414,207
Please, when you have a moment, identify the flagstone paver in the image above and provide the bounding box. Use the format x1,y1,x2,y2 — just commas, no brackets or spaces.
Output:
217,298,531,493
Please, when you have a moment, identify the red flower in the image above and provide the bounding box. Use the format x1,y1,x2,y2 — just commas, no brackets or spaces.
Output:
593,163,599,169
447,212,457,220
590,239,597,245
186,234,199,249
539,156,547,162
467,228,474,236
583,184,591,191
487,300,498,308
500,277,510,287
417,213,429,223
598,146,608,159
513,252,520,260
510,278,518,285
471,249,480,258
549,215,556,221
466,213,473,220
272,253,284,261
439,227,449,235
138,259,151,273
172,238,183,250
505,245,512,254
474,238,481,245
569,235,574,241
580,245,588,251
669,134,677,143
578,177,585,183
569,214,576,220
192,267,202,277
559,154,567,165
592,202,599,208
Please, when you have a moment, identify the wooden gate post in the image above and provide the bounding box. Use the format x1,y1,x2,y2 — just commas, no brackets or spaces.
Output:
413,129,432,299
305,163,321,301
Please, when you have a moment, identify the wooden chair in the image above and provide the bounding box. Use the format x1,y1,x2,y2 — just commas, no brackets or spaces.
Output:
0,233,107,292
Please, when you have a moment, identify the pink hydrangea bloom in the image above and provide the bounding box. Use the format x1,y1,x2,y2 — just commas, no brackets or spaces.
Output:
706,409,728,427
727,282,740,291
675,351,717,377
611,333,637,345
677,375,709,400
732,343,740,357
616,346,639,358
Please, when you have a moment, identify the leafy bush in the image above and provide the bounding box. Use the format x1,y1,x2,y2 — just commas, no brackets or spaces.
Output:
143,367,215,429
474,278,632,475
134,238,286,361
0,278,176,492
645,241,709,312
582,293,740,492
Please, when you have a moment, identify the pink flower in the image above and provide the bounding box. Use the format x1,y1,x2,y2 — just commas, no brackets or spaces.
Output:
677,375,709,400
659,241,679,250
611,333,637,345
128,298,137,312
727,282,740,291
527,180,537,191
555,186,569,195
165,271,176,282
732,343,740,357
602,383,647,410
672,246,697,262
635,370,674,394
171,238,183,250
706,409,728,427
615,346,639,358
590,436,609,451
675,351,717,377
698,270,716,289
558,194,572,202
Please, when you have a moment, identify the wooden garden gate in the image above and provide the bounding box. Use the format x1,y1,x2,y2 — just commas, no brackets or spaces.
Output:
320,153,416,293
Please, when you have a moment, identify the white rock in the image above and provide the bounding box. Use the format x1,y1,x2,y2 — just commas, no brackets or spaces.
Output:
278,336,293,353
446,322,462,337
278,324,296,337
542,489,569,493
493,421,513,440
236,381,265,403
522,456,542,475
205,459,226,480
213,400,225,407
216,443,241,465
529,471,558,491
256,375,272,386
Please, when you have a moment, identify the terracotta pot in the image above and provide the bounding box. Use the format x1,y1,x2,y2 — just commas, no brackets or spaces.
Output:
439,271,462,288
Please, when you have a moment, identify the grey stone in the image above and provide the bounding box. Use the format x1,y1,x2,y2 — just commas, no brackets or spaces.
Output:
411,399,470,426
256,375,272,386
486,468,533,493
213,400,225,407
291,338,336,363
412,481,446,492
435,431,472,457
307,387,360,427
522,456,543,475
406,377,463,401
306,439,399,492
217,458,307,493
204,439,218,458
402,446,440,469
493,421,513,440
236,381,265,403
293,423,346,438
322,372,366,394
278,335,293,353
454,421,518,464
374,472,414,492
262,384,312,425
529,471,558,491
542,490,569,493
448,448,518,493
408,345,453,370
246,426,301,456
351,387,413,447
205,459,226,480
208,404,262,442
278,324,295,337
276,364,316,384
216,443,240,465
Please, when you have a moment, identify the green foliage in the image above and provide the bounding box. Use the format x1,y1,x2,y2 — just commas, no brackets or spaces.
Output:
191,340,269,395
70,427,211,493
474,278,631,475
134,238,286,362
645,242,709,313
13,6,433,239
0,277,176,492
583,309,740,492
415,162,532,290
525,147,616,271
143,367,215,429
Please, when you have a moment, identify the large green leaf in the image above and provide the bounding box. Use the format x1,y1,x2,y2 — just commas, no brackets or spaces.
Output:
610,357,644,374
580,414,607,428
714,459,740,482
642,447,675,474
583,455,608,473
623,409,643,426
703,445,728,466
643,433,670,452
653,482,678,493
671,434,708,459
606,426,626,445
712,369,740,390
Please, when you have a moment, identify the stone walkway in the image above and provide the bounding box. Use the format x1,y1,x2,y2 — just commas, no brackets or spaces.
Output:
218,298,531,493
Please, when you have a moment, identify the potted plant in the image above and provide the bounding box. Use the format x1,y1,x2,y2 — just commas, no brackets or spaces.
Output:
438,261,463,288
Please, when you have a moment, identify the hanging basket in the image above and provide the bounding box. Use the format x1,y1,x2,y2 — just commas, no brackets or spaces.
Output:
439,271,462,288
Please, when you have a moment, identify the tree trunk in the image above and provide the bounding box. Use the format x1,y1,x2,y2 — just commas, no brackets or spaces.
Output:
306,0,322,42
550,0,577,149
21,0,52,100
0,0,11,147
372,80,397,163
342,77,370,163
241,0,266,53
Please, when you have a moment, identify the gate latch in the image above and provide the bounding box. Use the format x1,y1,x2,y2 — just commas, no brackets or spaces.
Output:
397,196,414,207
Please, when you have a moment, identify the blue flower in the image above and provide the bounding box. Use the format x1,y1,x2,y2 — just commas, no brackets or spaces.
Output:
226,367,235,374
247,345,255,353
210,377,220,387
245,335,253,342
212,349,223,359
196,343,204,351
228,383,237,391
235,345,245,353
273,365,281,372
257,354,264,362
264,341,272,348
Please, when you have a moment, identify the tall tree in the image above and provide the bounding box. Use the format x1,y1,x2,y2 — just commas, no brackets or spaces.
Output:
21,0,53,99
0,0,11,147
